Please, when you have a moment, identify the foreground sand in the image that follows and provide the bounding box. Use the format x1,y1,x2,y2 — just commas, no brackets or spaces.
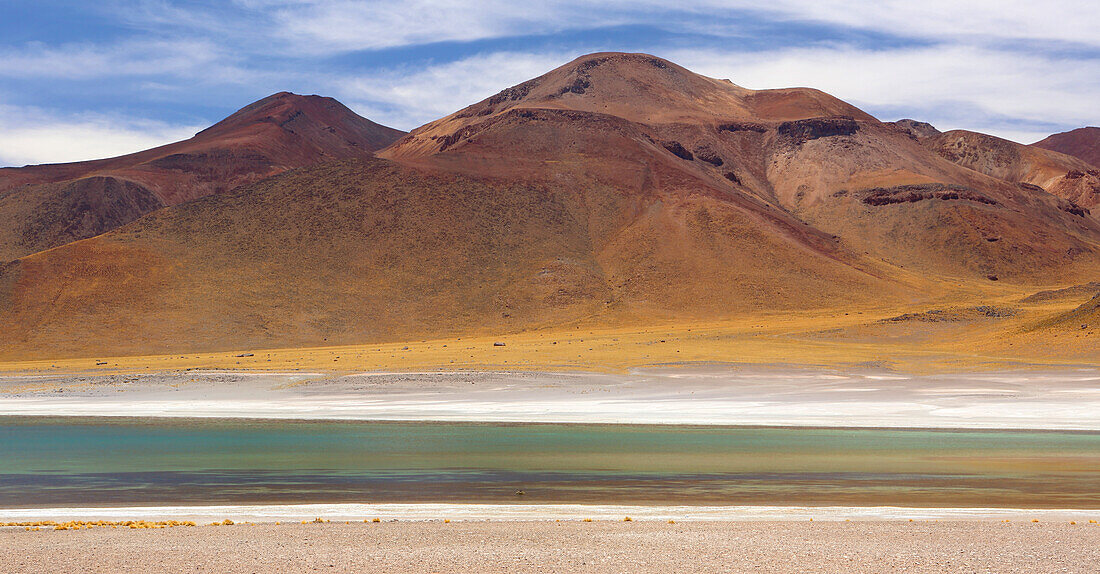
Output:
3,520,1098,573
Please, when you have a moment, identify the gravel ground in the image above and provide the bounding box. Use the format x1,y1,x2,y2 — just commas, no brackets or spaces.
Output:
2,520,1098,573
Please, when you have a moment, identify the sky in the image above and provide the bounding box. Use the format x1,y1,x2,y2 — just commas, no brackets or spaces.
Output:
1,1,1098,167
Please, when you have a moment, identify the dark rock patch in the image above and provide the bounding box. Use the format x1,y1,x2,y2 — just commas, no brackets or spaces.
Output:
694,145,723,166
662,141,694,161
559,76,591,95
717,121,767,134
778,117,859,144
859,183,997,207
1059,199,1090,217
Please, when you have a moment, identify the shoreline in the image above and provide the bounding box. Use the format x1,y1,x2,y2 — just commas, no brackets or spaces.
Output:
3,503,1099,523
2,366,1099,430
8,413,1100,433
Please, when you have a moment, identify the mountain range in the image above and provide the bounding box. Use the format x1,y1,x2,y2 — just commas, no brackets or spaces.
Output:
1,52,1097,360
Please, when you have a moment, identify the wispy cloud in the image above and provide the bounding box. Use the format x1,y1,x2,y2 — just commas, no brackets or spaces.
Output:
669,44,1100,143
236,0,1100,53
757,0,1100,49
0,39,230,79
0,103,203,166
337,51,577,130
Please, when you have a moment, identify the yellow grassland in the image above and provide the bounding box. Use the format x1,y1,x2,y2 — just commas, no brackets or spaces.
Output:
1,281,1093,376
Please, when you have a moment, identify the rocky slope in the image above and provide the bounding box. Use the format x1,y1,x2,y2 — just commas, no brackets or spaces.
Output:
929,129,1099,210
382,53,1100,282
0,93,404,261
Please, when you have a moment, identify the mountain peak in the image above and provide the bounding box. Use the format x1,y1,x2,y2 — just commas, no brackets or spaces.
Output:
383,52,876,162
193,91,405,160
198,92,363,136
0,91,405,259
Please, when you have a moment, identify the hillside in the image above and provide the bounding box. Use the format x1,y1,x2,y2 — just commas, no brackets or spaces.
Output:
0,158,902,359
0,93,404,261
929,129,1100,210
382,53,1100,282
1034,127,1100,168
1,52,1098,361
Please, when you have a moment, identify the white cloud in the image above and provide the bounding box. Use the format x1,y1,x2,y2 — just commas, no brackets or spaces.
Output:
240,0,1100,53
0,104,204,167
0,39,249,82
758,0,1100,49
336,51,576,130
667,45,1100,143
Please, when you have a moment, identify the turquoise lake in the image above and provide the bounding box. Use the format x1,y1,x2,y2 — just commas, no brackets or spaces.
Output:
1,417,1099,507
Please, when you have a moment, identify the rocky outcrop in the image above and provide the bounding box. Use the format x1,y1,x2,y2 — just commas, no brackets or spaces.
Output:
860,184,997,207
777,117,859,144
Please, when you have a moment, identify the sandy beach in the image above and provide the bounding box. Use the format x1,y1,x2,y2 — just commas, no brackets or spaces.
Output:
3,519,1099,573
1,366,1099,429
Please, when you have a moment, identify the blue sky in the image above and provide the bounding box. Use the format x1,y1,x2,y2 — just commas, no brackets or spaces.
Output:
1,0,1098,166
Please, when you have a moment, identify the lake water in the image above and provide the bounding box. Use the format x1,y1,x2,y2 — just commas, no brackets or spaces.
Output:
2,417,1098,508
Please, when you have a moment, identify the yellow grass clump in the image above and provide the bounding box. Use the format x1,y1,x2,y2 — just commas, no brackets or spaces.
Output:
0,519,198,532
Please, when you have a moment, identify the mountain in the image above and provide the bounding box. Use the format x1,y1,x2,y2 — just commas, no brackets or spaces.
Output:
1034,127,1100,168
1,52,1099,360
382,53,1100,282
0,92,404,261
926,129,1099,210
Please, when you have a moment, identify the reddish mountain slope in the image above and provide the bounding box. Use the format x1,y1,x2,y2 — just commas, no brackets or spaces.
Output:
0,158,902,359
928,130,1100,210
1034,127,1100,168
382,53,1100,282
0,93,403,261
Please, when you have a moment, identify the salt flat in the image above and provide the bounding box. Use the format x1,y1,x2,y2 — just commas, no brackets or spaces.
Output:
3,503,1099,523
1,366,1098,429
